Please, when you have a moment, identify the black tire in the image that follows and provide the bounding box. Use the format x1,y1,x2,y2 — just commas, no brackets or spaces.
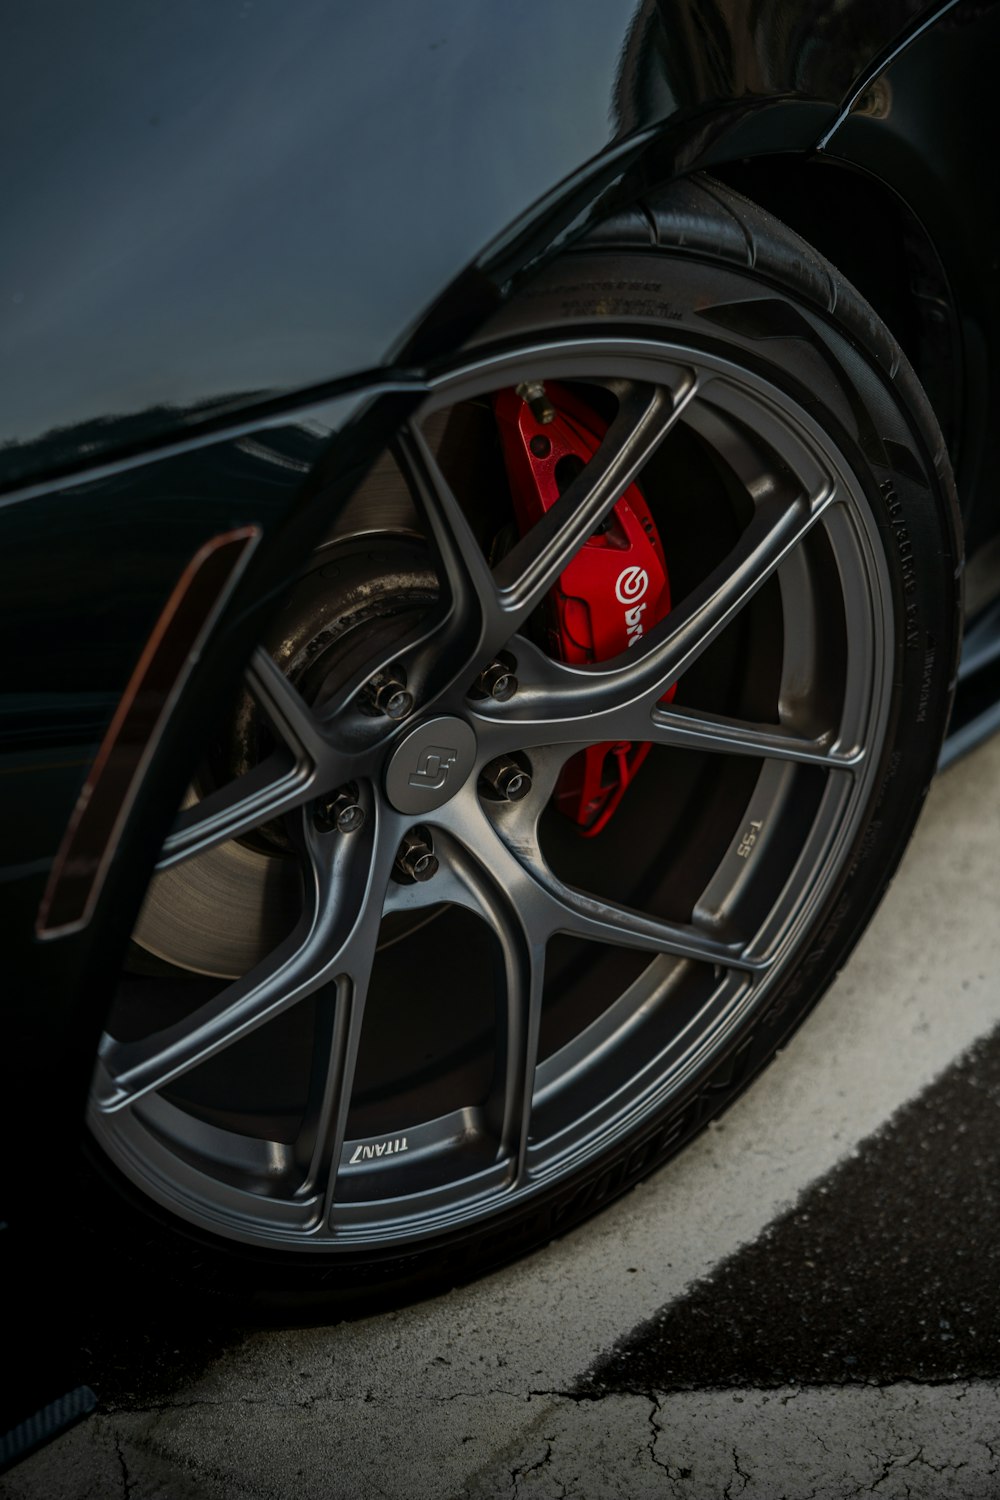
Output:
82,174,961,1314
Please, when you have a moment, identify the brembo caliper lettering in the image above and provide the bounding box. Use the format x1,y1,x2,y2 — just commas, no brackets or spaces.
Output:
494,383,673,836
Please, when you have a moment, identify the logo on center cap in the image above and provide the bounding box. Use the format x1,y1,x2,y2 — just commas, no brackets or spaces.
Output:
408,745,458,791
385,715,478,815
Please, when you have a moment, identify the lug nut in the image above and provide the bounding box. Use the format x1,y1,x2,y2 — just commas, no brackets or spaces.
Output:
480,755,532,802
394,829,439,883
474,658,518,703
516,380,555,425
362,667,414,721
335,803,365,833
315,784,365,833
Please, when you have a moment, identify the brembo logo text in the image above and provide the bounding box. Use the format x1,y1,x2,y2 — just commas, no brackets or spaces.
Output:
408,745,458,791
616,565,649,647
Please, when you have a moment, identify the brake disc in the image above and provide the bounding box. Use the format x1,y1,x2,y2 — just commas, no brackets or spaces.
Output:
130,451,436,979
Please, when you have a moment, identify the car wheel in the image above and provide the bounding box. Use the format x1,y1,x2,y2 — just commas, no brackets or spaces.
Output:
83,175,961,1310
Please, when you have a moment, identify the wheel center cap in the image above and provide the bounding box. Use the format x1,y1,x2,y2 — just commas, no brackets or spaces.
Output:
384,715,478,815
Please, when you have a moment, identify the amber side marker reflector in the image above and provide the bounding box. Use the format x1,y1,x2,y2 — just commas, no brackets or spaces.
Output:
36,525,261,939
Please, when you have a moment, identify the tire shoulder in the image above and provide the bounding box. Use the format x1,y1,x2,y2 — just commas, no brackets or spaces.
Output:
581,173,958,515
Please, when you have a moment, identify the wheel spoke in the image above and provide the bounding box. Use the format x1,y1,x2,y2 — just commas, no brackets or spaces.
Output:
623,485,837,705
157,750,315,869
246,646,330,766
96,796,393,1113
483,486,838,742
449,796,760,973
492,377,697,633
290,817,402,1219
157,648,347,870
432,809,762,1176
394,828,547,1185
390,422,503,693
647,703,864,769
541,878,764,971
496,926,546,1183
388,379,695,705
296,973,371,1222
291,989,341,1196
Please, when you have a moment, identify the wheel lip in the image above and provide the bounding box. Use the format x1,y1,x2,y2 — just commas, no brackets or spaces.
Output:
88,330,896,1252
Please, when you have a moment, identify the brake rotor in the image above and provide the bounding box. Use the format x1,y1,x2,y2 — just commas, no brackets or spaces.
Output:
130,451,438,979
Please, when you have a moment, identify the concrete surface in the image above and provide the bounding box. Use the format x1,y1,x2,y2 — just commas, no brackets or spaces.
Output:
7,733,1000,1499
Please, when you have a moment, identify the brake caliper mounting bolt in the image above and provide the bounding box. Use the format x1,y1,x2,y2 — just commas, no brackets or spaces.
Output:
362,667,414,721
480,755,532,802
516,380,555,426
394,829,439,883
315,784,365,833
475,658,518,703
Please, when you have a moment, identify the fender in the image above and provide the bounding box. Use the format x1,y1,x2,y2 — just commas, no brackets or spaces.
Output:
818,0,1000,556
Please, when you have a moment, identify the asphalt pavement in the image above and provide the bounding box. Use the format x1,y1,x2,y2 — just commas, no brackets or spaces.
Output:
7,732,1000,1499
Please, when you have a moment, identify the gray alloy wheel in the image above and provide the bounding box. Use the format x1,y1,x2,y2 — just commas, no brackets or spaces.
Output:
84,176,959,1301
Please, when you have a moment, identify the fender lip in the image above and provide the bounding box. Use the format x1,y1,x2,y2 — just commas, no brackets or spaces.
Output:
815,0,964,152
35,525,260,940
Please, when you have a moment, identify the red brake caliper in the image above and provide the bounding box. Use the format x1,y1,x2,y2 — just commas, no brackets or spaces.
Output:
494,383,673,837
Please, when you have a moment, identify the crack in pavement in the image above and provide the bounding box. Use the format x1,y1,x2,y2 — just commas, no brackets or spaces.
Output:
112,1428,132,1500
9,1381,1000,1500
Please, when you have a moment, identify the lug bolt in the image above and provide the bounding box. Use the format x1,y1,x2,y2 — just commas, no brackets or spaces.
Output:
315,784,365,833
475,658,518,702
394,829,439,883
516,380,555,425
480,755,532,802
362,667,414,721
